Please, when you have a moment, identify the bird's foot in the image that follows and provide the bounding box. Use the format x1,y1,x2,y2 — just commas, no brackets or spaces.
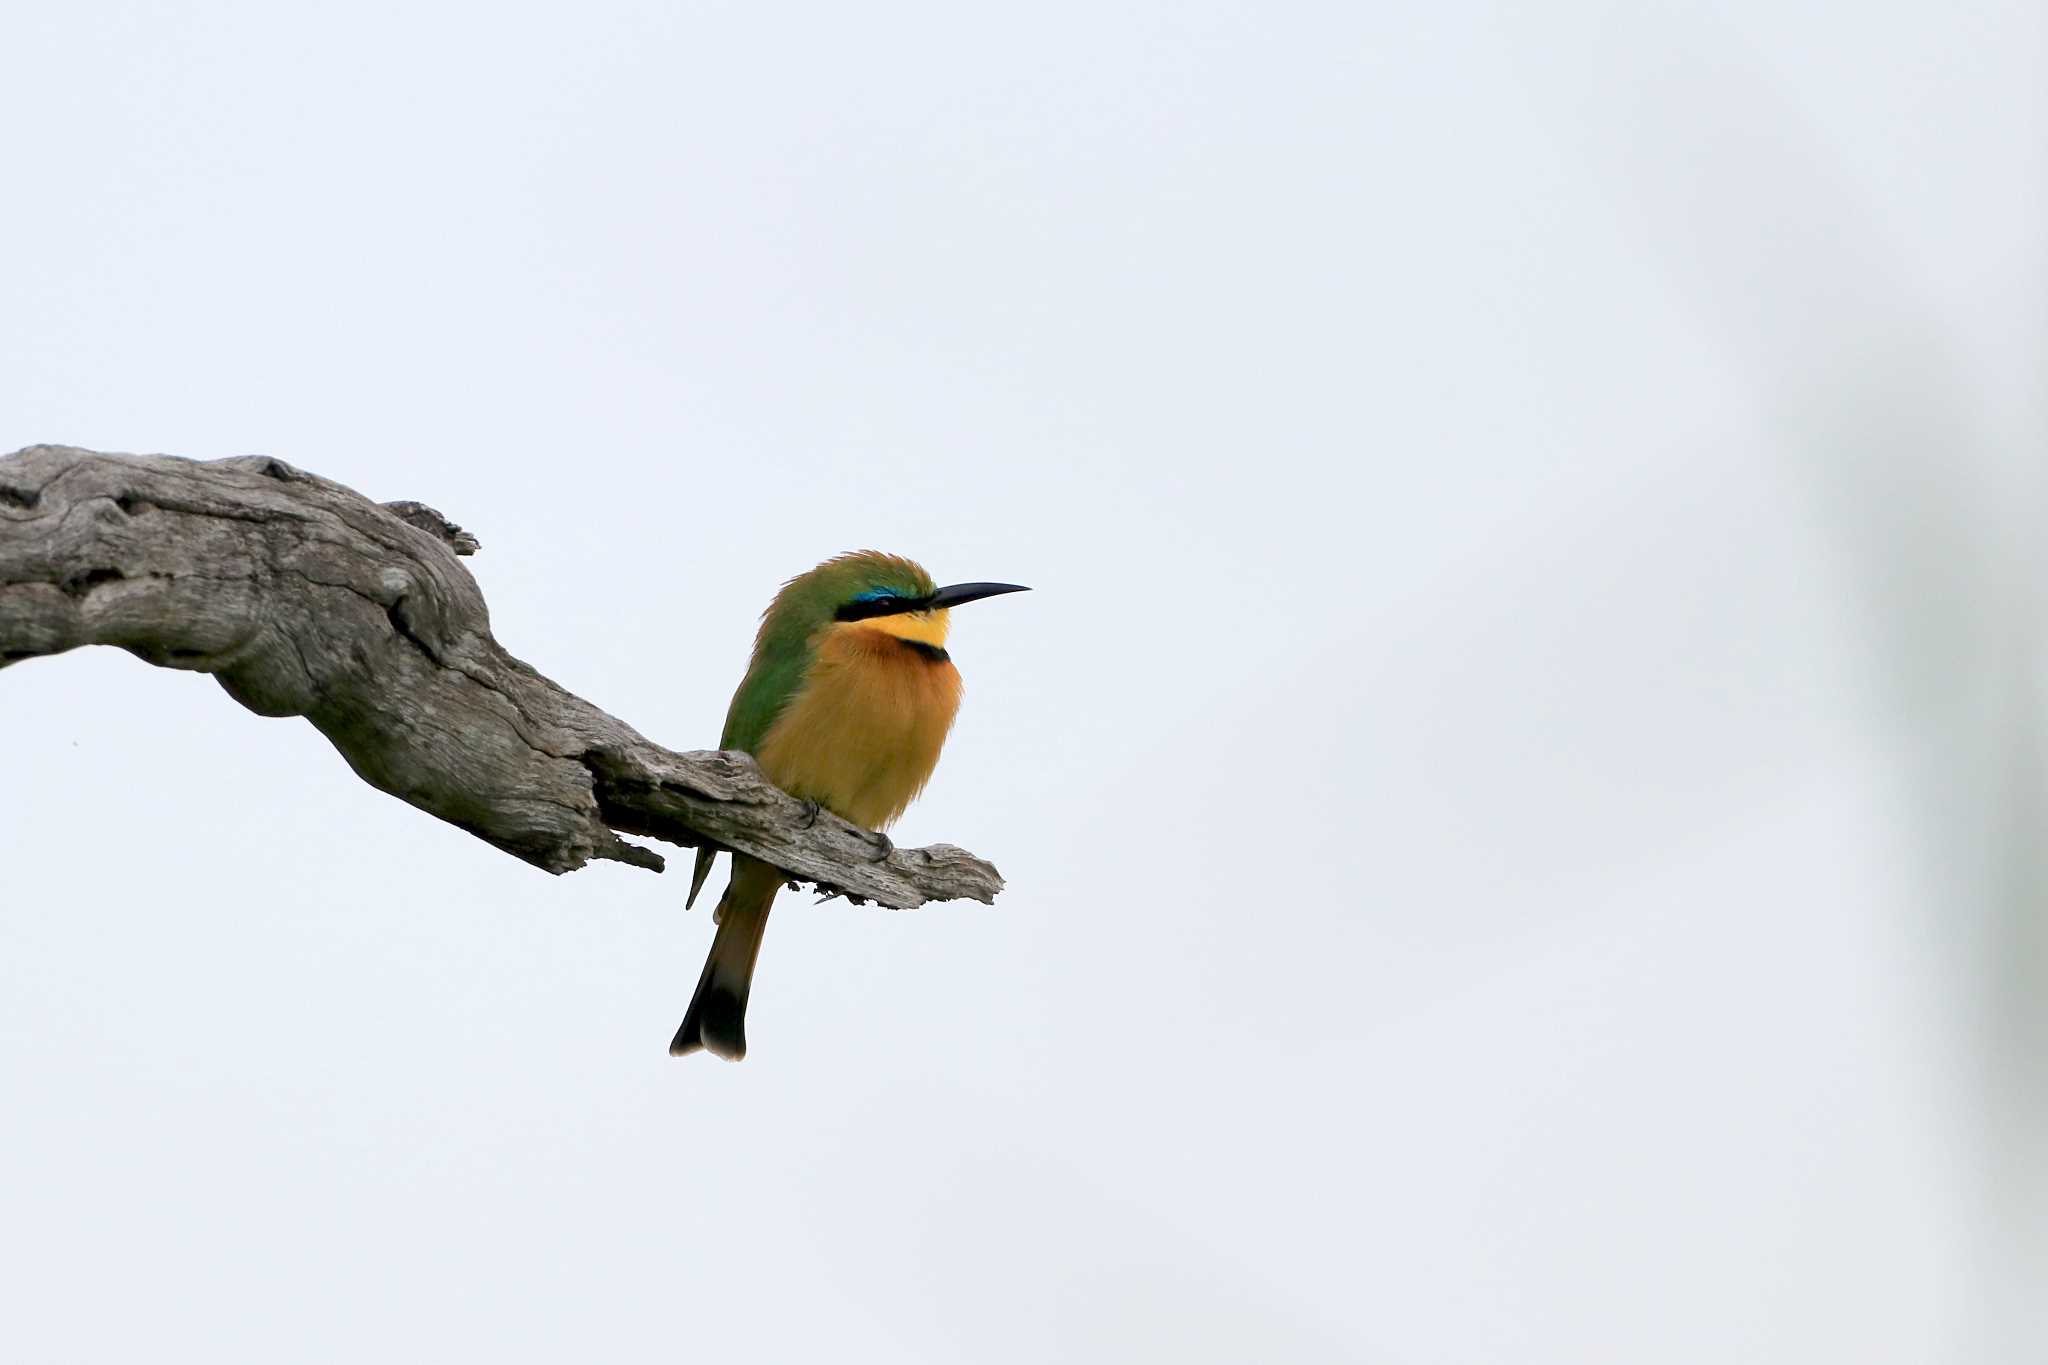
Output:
866,830,894,863
798,798,822,829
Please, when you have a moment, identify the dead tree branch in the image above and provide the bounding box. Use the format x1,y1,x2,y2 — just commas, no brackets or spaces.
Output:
0,445,1003,908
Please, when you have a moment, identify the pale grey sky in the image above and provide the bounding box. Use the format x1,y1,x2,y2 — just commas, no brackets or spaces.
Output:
3,2,2042,1361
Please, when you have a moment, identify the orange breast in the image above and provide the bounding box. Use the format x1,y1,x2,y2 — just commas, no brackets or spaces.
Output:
752,623,964,831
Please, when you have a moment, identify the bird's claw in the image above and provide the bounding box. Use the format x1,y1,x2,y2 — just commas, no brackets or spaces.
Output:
866,831,894,863
798,798,822,829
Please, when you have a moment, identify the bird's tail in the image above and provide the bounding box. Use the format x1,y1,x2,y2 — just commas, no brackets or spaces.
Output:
670,855,783,1060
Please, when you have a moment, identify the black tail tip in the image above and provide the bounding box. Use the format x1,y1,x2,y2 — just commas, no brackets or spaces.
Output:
668,987,748,1061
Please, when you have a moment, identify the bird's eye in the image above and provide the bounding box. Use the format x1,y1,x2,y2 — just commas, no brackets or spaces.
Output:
836,588,910,622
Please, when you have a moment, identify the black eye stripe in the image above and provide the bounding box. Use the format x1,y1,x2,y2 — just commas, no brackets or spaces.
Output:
833,594,931,622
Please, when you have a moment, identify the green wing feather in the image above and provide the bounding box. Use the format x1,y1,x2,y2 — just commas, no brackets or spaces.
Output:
685,612,819,907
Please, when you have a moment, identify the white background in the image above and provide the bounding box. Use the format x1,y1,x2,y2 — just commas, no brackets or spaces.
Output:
3,3,2042,1360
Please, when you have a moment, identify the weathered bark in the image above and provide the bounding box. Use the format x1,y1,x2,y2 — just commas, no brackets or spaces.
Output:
0,445,1003,908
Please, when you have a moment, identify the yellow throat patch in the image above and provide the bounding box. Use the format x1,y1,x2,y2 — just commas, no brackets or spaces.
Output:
859,608,951,649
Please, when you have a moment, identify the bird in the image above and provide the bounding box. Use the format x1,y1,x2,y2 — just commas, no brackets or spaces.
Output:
669,551,1028,1060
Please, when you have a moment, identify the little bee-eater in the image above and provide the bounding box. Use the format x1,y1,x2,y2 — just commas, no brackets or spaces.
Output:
670,551,1028,1060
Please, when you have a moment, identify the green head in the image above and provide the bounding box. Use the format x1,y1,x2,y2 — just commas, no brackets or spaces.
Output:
721,551,1028,751
767,551,937,639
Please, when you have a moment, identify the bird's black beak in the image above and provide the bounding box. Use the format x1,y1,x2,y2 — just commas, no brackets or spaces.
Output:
927,582,1031,610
